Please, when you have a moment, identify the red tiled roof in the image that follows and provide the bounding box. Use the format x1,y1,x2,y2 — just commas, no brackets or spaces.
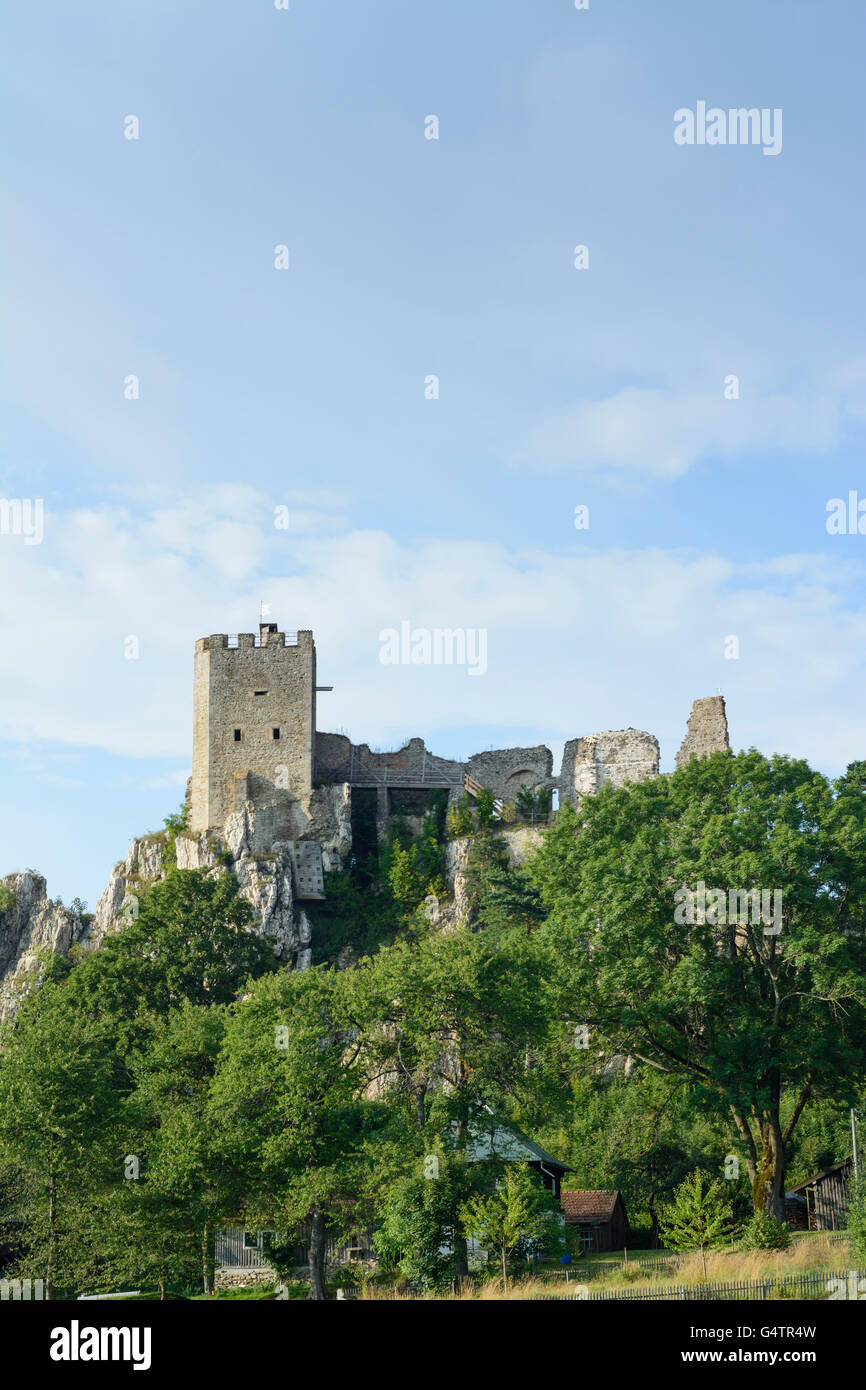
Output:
560,1189,620,1222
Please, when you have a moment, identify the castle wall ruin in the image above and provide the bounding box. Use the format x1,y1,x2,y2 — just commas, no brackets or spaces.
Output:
190,622,731,862
559,729,661,808
675,695,731,769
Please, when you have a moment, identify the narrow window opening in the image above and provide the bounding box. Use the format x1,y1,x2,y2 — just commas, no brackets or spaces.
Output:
273,728,280,740
254,690,267,696
234,729,242,742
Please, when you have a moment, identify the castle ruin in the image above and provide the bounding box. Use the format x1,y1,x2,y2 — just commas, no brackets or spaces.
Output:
0,620,734,1019
188,619,732,902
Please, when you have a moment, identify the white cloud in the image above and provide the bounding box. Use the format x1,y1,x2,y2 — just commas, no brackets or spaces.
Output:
1,489,865,775
522,386,842,482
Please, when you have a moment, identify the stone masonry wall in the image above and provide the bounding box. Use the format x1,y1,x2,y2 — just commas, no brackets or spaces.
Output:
465,745,554,800
675,695,731,769
560,728,660,807
191,630,316,832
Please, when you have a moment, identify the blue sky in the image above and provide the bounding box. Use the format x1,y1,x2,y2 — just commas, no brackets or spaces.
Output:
2,0,865,908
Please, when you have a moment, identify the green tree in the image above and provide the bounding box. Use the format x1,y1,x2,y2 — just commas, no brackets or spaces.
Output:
462,835,544,935
0,868,278,1297
209,967,377,1300
352,926,556,1134
120,1002,232,1296
68,897,93,926
349,923,557,1277
516,786,552,824
387,843,425,907
659,1168,737,1278
84,1183,202,1299
163,804,188,835
846,1174,866,1264
533,752,866,1219
538,1068,734,1246
374,1156,471,1293
460,1163,562,1289
0,980,126,1297
68,868,275,1027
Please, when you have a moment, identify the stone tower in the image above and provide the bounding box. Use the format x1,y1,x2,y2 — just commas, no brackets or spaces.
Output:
675,695,730,769
190,624,316,833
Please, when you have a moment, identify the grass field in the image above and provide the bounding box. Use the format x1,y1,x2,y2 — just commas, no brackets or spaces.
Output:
355,1234,856,1300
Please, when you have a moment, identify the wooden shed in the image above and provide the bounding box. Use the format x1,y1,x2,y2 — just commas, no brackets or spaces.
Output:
560,1190,628,1253
787,1159,852,1232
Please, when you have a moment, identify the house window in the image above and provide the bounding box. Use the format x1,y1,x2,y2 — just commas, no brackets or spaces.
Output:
273,728,280,739
234,729,241,741
242,1231,260,1250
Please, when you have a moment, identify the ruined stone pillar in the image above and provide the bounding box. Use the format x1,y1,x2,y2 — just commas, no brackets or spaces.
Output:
675,696,731,769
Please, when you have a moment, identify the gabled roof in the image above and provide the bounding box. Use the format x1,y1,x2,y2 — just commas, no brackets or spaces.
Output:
460,1113,571,1171
500,1126,571,1172
561,1189,622,1222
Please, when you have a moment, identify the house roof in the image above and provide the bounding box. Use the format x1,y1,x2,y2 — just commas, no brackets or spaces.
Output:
507,1129,571,1173
788,1158,853,1195
461,1113,571,1172
560,1189,622,1222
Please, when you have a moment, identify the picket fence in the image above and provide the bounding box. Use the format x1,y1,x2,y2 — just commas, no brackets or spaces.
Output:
553,1265,866,1302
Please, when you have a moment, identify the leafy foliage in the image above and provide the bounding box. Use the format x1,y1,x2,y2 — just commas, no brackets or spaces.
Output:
460,1162,563,1286
739,1210,791,1250
846,1174,866,1263
659,1169,738,1265
532,752,866,1216
446,796,476,838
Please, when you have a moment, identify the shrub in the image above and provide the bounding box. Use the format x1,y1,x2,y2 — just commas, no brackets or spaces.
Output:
474,788,496,829
163,805,188,835
740,1211,791,1251
446,797,475,838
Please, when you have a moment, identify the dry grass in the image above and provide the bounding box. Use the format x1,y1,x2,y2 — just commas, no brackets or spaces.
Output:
668,1235,848,1286
360,1276,570,1301
358,1236,852,1300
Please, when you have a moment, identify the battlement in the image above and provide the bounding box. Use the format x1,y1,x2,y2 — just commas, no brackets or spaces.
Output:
196,630,311,653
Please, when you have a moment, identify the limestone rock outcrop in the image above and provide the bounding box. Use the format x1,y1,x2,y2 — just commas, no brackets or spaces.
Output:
442,823,545,929
89,806,323,968
87,835,168,949
0,873,88,1024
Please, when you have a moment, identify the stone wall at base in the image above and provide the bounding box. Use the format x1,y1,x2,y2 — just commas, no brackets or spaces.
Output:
214,1268,276,1292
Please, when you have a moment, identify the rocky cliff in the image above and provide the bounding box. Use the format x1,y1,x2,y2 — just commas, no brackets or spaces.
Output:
0,790,353,1023
0,873,89,1024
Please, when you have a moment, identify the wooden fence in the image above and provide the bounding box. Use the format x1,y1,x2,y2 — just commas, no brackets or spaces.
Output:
556,1266,866,1301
